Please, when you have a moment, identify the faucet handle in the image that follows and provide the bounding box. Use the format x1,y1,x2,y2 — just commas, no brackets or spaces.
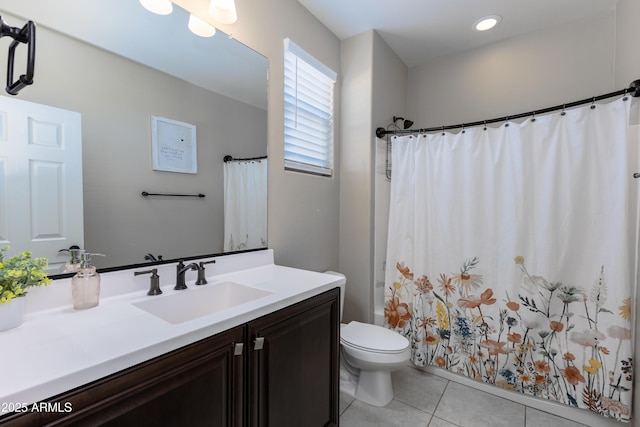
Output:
134,268,162,296
196,259,216,286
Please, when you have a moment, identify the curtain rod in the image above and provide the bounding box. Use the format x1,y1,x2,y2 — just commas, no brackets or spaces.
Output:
223,155,268,163
375,79,640,138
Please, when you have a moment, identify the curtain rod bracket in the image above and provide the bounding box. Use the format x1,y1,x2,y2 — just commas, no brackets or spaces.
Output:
629,80,640,98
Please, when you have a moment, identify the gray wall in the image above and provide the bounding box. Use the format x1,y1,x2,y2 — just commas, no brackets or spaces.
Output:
2,14,267,268
175,0,342,272
339,31,375,323
407,8,617,126
339,31,408,323
371,34,409,325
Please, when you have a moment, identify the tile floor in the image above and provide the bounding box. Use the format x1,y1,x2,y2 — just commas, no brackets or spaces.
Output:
339,365,590,427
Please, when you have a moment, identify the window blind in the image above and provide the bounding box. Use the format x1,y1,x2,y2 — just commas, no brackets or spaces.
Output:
284,38,337,176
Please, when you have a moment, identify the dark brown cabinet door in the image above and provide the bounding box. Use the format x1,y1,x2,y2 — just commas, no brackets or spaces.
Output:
248,288,340,427
0,326,245,427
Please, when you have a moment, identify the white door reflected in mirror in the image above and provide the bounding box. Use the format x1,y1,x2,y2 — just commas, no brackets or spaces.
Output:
0,96,83,272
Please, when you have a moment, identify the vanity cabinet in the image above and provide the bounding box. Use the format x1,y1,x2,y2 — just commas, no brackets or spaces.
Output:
248,287,340,427
0,288,339,427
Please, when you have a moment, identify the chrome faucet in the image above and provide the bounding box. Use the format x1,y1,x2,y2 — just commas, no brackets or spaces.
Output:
175,261,198,290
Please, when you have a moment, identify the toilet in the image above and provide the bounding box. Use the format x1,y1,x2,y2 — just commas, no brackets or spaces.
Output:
325,272,411,407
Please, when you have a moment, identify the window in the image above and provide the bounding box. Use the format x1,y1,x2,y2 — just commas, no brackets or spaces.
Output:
283,38,337,177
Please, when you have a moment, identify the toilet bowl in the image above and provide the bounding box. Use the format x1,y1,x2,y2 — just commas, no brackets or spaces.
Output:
324,271,411,407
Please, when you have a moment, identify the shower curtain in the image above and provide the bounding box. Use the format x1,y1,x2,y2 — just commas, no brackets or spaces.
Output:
223,158,267,252
384,97,638,422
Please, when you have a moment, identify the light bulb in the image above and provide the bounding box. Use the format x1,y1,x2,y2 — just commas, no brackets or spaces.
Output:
209,0,238,24
139,0,173,15
188,14,216,37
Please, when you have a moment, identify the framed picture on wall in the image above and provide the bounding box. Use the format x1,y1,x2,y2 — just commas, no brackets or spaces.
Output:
151,115,197,174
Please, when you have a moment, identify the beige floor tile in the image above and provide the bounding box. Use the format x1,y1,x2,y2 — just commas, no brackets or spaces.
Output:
525,407,587,427
340,398,432,427
340,391,356,416
392,366,449,414
428,416,460,427
434,381,525,427
339,366,619,426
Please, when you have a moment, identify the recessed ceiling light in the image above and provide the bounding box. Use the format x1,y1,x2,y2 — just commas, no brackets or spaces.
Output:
473,15,502,31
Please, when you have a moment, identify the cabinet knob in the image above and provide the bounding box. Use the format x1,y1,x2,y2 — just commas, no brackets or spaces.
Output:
254,337,265,351
233,343,244,356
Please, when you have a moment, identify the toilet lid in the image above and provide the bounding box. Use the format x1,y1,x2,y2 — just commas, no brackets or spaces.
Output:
340,321,409,353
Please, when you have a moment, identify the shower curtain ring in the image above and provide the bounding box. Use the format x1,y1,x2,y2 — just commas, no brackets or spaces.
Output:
441,126,445,136
561,104,566,116
505,116,510,127
483,120,487,131
531,111,536,122
623,88,629,101
461,123,465,134
591,97,596,109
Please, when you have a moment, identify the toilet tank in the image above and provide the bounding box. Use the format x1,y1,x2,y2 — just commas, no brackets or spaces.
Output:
323,271,345,321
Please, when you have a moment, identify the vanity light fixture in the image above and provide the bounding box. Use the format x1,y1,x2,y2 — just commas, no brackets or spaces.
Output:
473,14,502,31
188,14,216,37
139,0,173,15
209,0,238,24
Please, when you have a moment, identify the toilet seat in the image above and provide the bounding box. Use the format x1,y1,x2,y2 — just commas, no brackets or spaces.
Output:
340,321,409,354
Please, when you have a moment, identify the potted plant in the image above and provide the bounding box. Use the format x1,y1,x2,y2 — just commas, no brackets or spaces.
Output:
0,246,52,331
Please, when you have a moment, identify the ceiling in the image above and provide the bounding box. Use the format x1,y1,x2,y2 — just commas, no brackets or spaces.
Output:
298,0,619,68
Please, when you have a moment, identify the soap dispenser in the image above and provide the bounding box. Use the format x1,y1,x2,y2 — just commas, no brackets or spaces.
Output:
64,248,84,273
58,246,84,273
72,252,104,310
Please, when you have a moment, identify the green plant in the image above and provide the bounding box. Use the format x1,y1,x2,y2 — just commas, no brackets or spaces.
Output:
0,246,51,304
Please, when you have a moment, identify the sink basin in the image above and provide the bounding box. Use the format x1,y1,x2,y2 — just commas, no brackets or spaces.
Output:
133,282,274,324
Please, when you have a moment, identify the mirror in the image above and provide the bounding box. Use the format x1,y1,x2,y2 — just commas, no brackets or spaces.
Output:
0,0,268,275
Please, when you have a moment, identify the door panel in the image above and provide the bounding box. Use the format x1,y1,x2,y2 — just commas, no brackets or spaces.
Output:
248,288,340,427
0,96,83,271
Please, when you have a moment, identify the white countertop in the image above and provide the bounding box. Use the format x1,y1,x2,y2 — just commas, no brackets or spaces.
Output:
0,249,344,410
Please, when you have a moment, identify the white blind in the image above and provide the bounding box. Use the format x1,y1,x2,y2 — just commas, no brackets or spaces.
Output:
284,38,336,176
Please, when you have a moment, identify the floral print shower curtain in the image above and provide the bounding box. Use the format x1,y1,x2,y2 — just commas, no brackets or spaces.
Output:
384,97,638,422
